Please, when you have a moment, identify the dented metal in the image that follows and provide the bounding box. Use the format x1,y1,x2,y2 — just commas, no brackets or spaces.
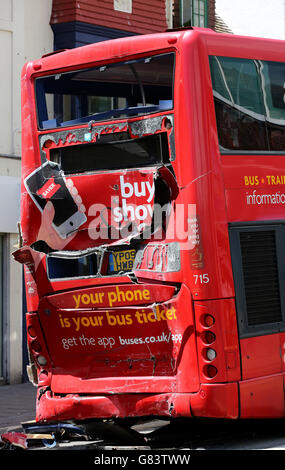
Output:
133,242,180,273
39,121,129,162
17,110,185,405
15,32,207,427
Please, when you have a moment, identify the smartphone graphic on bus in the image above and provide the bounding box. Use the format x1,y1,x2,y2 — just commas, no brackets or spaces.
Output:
24,161,87,239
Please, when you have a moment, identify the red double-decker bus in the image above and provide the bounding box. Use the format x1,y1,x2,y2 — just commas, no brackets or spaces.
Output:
16,27,285,427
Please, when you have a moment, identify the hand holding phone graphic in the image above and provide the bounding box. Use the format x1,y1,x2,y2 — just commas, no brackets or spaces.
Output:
37,200,77,250
24,161,87,248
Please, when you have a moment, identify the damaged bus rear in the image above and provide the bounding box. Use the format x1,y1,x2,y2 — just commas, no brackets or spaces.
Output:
17,28,243,425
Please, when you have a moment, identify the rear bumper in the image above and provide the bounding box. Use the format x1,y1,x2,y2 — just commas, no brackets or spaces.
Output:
36,390,193,422
35,382,239,422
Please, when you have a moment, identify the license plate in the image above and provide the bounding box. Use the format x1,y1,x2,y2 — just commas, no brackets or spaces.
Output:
108,249,136,273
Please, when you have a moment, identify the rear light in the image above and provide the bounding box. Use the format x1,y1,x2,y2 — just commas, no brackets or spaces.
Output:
28,326,37,338
204,365,218,379
203,331,216,344
206,348,217,361
203,314,215,327
198,309,218,380
43,139,54,149
31,340,42,353
37,355,48,366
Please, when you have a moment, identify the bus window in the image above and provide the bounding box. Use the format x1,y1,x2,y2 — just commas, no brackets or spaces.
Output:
210,56,285,152
261,61,285,150
36,53,174,129
47,252,98,280
209,56,268,151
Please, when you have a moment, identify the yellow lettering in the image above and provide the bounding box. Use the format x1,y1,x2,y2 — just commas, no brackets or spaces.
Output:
73,294,81,308
81,294,90,304
72,317,81,332
244,176,259,186
108,291,117,307
143,289,150,300
64,318,71,327
81,317,90,327
125,290,134,302
147,311,157,322
165,308,174,320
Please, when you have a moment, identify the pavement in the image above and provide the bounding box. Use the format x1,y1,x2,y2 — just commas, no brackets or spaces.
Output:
0,382,37,434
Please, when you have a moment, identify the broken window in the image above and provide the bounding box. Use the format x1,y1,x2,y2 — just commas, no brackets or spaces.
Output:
47,246,138,279
36,53,175,129
47,252,98,279
49,133,170,174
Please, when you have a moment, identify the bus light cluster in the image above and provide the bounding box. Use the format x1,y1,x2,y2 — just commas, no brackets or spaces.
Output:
200,313,218,379
26,314,50,384
29,327,47,366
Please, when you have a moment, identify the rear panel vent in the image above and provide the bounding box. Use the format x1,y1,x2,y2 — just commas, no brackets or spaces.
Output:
239,230,282,326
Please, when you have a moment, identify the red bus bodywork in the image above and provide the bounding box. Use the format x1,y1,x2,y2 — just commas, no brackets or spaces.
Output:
17,28,285,423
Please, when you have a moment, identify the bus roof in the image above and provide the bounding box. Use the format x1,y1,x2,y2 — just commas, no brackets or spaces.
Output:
24,27,285,78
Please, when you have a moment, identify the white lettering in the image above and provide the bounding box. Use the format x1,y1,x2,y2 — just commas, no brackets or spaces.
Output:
119,175,154,202
145,180,155,202
246,190,285,205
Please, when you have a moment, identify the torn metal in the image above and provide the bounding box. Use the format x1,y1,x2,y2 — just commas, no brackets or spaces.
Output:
39,121,128,163
39,115,175,163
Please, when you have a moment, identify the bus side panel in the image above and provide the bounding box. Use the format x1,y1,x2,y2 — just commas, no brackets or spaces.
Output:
239,375,285,418
280,332,285,373
240,334,282,380
190,383,239,419
176,32,236,301
221,154,285,223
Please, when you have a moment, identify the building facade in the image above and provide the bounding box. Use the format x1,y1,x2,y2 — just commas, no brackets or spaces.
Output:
50,0,215,50
0,0,53,384
0,0,215,384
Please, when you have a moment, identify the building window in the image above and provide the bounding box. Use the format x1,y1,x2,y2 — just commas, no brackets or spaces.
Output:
114,0,132,14
180,0,207,27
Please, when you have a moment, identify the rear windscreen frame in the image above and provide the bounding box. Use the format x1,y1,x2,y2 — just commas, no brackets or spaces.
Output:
35,52,175,130
49,132,170,174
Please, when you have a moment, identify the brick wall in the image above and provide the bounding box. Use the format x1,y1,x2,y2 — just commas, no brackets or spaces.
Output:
173,0,180,28
207,0,216,30
50,0,168,35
